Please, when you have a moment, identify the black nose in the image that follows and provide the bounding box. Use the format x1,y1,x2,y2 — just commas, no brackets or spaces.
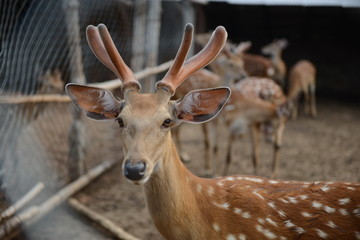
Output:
124,160,146,181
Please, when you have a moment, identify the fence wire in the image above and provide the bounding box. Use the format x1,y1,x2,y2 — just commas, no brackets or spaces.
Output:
0,0,185,225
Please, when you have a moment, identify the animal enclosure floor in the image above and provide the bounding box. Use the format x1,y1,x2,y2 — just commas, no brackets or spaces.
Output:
8,99,360,240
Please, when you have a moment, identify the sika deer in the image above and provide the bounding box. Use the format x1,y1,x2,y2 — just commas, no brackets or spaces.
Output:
222,77,288,178
287,60,317,119
234,41,275,79
172,42,247,174
66,23,360,240
261,39,288,88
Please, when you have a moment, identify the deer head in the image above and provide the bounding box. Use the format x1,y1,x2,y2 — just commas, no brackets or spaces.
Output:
65,23,230,184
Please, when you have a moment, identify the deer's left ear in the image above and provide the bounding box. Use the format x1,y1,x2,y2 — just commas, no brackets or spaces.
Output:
66,83,123,120
174,87,231,123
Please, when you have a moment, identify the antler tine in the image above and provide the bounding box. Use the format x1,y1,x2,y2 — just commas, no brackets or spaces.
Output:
156,23,194,94
86,24,140,92
157,25,227,95
182,26,227,78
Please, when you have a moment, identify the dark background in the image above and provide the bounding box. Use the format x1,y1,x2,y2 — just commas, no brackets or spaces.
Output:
201,3,360,102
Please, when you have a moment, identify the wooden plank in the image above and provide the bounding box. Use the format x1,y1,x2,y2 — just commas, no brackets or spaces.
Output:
69,198,140,240
0,183,44,223
0,60,173,104
0,159,118,239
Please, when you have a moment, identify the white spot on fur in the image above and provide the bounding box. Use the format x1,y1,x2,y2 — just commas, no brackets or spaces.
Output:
280,198,289,203
347,186,356,191
284,220,295,228
256,225,277,239
239,234,247,240
269,180,279,184
312,201,323,209
217,181,224,187
316,229,328,238
299,195,308,200
213,223,220,232
324,205,336,213
266,217,277,227
326,221,337,228
197,184,202,193
288,197,298,204
278,210,286,218
280,237,287,240
226,177,235,181
258,218,265,224
268,202,276,209
226,234,236,240
321,185,330,192
353,208,360,215
339,208,349,215
338,198,350,205
207,186,214,196
296,227,305,234
242,212,251,218
213,201,229,209
234,208,251,218
253,190,265,200
234,208,242,214
240,176,264,183
301,212,312,217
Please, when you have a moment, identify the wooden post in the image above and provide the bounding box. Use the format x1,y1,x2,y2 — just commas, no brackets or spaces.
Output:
143,0,161,93
131,0,146,73
62,0,86,181
181,0,195,57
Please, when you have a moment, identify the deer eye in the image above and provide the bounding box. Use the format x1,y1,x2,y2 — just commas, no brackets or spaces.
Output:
161,118,172,129
116,118,125,128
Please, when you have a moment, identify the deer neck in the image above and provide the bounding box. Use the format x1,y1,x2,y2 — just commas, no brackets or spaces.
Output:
143,135,205,239
270,52,282,65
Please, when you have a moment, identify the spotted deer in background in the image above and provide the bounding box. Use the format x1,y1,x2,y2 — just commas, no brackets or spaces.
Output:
221,77,289,178
172,42,247,175
66,23,360,240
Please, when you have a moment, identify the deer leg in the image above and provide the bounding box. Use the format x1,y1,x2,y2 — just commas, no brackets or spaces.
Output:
172,126,190,163
303,87,310,115
223,132,236,176
309,84,317,117
271,120,285,179
250,123,261,176
202,122,213,177
291,97,299,120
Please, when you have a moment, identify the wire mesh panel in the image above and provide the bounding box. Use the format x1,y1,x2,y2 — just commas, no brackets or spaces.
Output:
0,0,188,238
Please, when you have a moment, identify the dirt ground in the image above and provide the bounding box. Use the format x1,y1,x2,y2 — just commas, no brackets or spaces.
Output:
7,99,360,239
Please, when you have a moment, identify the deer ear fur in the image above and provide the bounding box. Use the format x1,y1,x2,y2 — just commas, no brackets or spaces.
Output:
66,83,122,120
174,87,231,124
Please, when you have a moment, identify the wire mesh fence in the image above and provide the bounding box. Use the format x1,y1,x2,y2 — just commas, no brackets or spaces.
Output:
0,1,188,236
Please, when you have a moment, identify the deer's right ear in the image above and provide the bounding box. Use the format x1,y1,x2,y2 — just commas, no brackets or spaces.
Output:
65,83,122,120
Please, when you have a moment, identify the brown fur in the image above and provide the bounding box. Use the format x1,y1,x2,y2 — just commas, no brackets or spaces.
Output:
287,60,317,119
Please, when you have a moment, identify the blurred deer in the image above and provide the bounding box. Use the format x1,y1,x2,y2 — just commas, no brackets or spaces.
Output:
287,60,317,119
66,23,360,240
233,41,275,79
172,45,247,174
222,77,288,178
261,39,288,88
